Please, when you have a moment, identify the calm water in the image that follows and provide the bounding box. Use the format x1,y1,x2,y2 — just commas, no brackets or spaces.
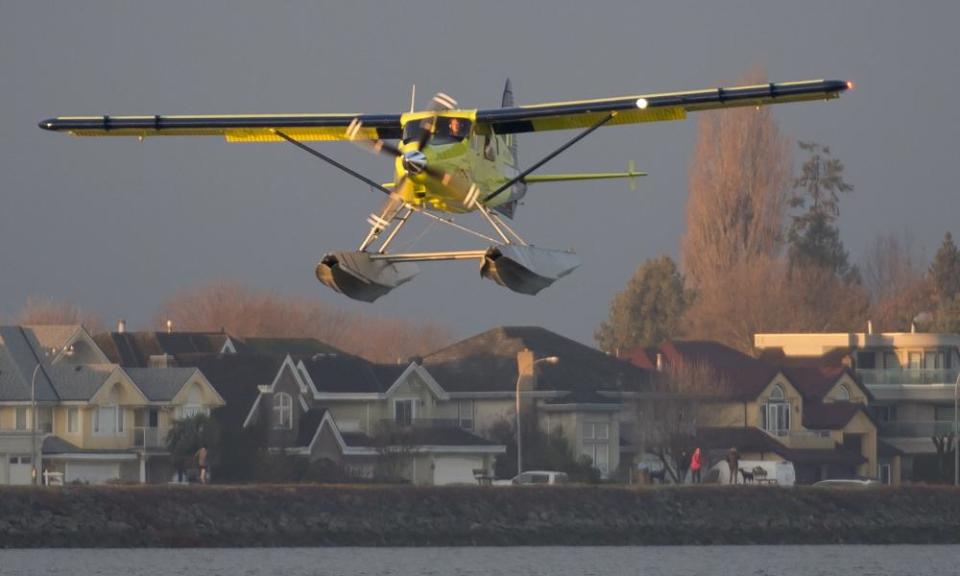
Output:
1,546,957,575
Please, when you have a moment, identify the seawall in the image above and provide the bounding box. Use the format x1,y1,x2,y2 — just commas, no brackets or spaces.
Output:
1,485,959,548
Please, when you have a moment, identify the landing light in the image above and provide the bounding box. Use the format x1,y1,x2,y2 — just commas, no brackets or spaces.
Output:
636,98,649,110
846,81,855,90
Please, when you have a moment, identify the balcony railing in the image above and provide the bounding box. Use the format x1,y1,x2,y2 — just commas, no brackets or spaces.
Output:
878,421,958,437
858,369,960,386
133,426,170,449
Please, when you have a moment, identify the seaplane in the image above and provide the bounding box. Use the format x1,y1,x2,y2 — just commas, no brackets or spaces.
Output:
39,78,851,301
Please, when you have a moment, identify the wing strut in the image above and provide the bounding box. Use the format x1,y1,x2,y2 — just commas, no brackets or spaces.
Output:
274,130,393,197
482,112,618,204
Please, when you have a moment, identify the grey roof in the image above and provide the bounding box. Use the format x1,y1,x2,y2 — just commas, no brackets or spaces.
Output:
93,331,232,367
124,367,199,401
45,363,116,401
300,355,408,394
42,435,134,455
0,326,59,401
422,326,651,398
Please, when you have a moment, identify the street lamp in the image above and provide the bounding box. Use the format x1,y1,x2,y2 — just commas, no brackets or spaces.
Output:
31,345,73,486
953,352,958,487
516,354,559,476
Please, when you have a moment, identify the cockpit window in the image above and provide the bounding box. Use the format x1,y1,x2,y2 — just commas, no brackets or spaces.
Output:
403,117,472,145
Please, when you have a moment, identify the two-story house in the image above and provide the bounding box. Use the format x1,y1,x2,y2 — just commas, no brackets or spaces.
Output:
755,329,959,484
629,341,880,484
241,327,654,483
0,325,223,484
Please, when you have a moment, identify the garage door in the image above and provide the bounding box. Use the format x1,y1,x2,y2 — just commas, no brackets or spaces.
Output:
8,455,33,485
432,456,483,486
65,462,120,484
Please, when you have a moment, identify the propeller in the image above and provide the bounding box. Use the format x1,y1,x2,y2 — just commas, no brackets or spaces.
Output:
345,92,483,210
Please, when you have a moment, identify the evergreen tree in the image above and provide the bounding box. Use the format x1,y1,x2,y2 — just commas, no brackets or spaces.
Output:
787,141,856,280
596,256,689,354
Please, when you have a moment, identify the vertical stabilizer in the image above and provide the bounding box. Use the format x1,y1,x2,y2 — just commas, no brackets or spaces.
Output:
495,78,523,218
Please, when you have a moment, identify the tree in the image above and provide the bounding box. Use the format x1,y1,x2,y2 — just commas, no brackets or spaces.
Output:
681,70,791,291
155,281,452,362
861,231,932,332
166,414,221,482
595,256,689,354
929,232,960,304
15,296,104,333
633,360,730,483
487,418,600,483
787,141,856,280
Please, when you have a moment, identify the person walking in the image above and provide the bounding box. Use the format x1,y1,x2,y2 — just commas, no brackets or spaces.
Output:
727,446,740,485
690,447,703,484
195,444,209,485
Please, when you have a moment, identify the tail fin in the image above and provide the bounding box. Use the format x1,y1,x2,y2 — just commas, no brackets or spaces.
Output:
494,78,523,219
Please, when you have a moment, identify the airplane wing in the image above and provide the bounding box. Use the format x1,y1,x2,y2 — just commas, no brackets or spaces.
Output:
38,113,402,142
475,79,851,134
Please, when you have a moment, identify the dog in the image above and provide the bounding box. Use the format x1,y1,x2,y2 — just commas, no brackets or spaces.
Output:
740,469,755,484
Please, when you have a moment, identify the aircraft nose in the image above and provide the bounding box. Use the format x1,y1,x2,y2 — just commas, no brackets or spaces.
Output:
402,150,427,175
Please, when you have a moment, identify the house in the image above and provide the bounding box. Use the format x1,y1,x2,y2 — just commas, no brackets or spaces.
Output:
755,330,959,484
628,341,880,484
0,325,223,484
422,327,653,479
240,327,654,483
242,354,505,485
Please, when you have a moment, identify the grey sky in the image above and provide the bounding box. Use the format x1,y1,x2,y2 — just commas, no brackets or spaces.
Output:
2,1,958,344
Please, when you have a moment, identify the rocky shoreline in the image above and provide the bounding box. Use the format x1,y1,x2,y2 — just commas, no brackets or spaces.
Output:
2,485,959,548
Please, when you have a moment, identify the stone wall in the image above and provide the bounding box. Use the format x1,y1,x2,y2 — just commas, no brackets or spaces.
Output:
1,485,958,548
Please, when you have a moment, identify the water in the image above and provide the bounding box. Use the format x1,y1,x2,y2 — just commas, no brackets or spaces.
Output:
0,546,957,576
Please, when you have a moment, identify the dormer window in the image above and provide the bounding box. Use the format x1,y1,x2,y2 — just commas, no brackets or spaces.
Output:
836,384,850,401
274,392,293,430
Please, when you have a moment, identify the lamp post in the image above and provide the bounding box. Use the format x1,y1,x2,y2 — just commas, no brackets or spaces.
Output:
30,345,72,486
953,354,958,487
515,354,559,476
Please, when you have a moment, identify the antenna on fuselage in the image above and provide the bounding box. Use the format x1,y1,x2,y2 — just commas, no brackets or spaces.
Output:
410,85,416,113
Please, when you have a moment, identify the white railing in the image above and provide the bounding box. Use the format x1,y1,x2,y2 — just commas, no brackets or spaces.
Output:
859,369,959,386
133,426,170,449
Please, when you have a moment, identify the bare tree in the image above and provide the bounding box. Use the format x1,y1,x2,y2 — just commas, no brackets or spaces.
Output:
861,231,932,331
681,70,791,291
15,296,104,333
155,281,451,362
633,360,730,483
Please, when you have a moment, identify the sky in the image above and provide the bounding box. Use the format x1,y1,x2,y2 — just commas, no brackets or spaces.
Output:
2,1,959,345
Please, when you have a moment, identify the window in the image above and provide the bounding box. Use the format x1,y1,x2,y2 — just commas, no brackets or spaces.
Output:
582,422,610,440
883,352,899,369
582,422,611,475
857,351,876,370
458,400,474,430
874,405,896,422
924,351,945,370
36,408,53,433
93,406,118,435
762,385,790,436
908,352,921,370
67,408,79,434
15,407,28,430
394,399,415,427
835,384,850,401
273,392,293,430
934,406,956,422
879,463,892,485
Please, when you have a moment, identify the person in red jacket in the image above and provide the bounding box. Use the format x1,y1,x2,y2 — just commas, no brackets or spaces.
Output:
690,447,703,484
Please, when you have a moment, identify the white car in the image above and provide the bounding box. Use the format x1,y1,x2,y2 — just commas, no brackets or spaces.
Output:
813,478,882,488
493,470,570,486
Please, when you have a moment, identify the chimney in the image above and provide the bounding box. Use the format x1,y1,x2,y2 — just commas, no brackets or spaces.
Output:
656,352,664,372
517,347,536,388
867,320,873,335
166,319,173,334
117,319,126,334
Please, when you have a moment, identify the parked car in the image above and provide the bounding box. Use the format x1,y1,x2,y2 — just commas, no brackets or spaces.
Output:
813,477,882,488
493,470,569,486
